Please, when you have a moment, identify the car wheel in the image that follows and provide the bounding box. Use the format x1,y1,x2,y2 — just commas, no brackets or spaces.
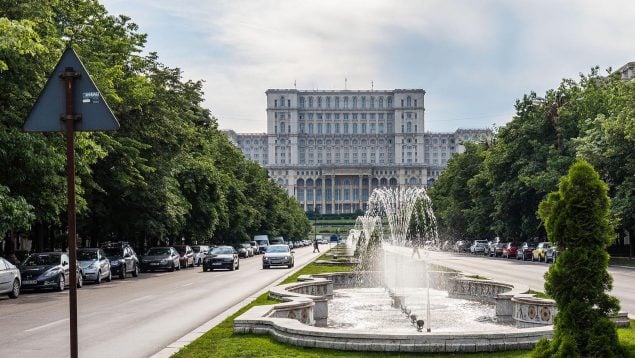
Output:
96,271,102,284
230,262,236,271
202,266,207,272
119,267,126,279
169,263,175,272
263,265,269,269
531,255,534,262
57,275,65,292
236,262,240,270
9,279,20,299
77,274,83,289
106,270,112,282
132,265,139,277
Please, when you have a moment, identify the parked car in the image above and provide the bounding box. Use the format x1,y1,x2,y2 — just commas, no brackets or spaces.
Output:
470,240,489,254
545,245,559,263
203,246,239,271
0,256,21,298
249,241,260,255
241,243,255,257
262,244,295,269
287,241,295,249
20,252,83,291
192,245,211,265
453,240,469,253
492,242,507,257
236,245,249,258
271,236,285,245
77,248,112,284
502,242,519,259
141,247,181,272
532,242,551,262
173,245,194,268
517,242,536,261
102,242,139,279
254,235,270,254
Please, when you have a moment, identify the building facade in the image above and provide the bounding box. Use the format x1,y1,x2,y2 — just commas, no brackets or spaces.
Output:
224,88,490,214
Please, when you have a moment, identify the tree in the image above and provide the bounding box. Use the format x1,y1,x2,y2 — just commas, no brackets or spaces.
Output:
535,160,624,357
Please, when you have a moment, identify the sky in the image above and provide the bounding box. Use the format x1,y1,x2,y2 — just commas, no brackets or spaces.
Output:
101,0,635,133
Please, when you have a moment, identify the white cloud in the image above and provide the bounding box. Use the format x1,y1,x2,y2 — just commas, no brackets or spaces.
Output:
101,0,635,132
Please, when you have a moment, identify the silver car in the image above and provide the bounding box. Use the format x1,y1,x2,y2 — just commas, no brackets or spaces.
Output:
262,244,295,269
77,248,111,284
0,257,21,299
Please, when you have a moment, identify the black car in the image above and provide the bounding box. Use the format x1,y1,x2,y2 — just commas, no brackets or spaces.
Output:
173,245,194,268
140,247,181,272
517,242,537,261
20,252,83,291
203,246,239,271
102,242,140,279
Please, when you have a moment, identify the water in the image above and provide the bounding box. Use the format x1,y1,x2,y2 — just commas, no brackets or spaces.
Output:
328,287,504,333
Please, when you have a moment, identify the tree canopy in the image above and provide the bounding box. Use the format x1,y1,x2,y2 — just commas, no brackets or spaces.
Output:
0,0,310,253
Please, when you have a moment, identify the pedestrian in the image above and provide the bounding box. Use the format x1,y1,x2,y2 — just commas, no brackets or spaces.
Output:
411,238,421,259
313,239,320,253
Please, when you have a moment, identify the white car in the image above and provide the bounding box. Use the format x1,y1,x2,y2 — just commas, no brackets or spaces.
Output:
262,244,295,269
470,240,489,254
0,257,21,299
192,245,211,266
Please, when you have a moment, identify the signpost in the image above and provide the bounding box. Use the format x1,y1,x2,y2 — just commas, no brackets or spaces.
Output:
23,47,119,358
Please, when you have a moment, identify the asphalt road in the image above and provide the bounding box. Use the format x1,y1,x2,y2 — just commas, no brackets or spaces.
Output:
391,247,635,316
0,244,321,358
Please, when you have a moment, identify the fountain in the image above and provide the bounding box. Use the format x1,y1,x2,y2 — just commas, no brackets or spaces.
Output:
233,186,556,353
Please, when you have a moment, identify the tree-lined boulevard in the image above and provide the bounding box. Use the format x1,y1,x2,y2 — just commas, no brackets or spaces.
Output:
0,245,319,358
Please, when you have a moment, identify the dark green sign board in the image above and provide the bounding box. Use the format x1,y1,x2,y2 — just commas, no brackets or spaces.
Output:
23,48,119,132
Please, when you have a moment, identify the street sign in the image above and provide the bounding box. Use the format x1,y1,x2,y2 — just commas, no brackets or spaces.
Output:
23,48,119,132
22,47,119,358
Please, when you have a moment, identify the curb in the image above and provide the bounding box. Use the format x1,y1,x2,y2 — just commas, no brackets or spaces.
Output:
150,246,331,358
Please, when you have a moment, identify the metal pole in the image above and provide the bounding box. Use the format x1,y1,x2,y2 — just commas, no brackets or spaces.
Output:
426,270,431,332
62,66,80,358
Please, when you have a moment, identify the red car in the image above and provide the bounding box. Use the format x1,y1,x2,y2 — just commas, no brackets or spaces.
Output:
503,242,519,259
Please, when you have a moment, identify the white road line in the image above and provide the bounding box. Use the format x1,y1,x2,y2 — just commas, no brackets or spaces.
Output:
127,294,156,304
24,318,69,333
182,282,193,287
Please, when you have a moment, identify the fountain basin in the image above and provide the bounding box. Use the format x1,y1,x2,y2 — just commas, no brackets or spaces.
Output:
234,271,555,352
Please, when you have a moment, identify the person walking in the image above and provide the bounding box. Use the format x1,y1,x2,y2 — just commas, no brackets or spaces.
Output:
411,238,421,259
313,239,320,253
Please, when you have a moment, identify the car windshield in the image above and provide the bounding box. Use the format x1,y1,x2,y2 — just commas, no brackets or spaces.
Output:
192,247,201,253
174,246,187,254
212,247,233,255
241,243,251,248
23,254,60,266
103,248,122,257
267,246,289,253
146,248,170,256
77,250,98,260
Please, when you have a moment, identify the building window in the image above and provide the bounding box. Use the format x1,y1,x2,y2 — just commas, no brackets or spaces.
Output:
344,123,349,134
309,97,313,108
371,97,375,108
388,97,392,108
362,96,366,108
299,97,305,108
274,99,278,108
379,97,384,108
326,97,331,108
318,97,322,108
281,96,285,107
344,96,349,108
317,123,323,134
335,123,340,134
353,123,358,134
407,96,411,107
353,97,357,108
335,97,340,108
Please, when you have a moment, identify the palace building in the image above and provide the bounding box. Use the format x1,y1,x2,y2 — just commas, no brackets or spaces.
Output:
224,88,490,214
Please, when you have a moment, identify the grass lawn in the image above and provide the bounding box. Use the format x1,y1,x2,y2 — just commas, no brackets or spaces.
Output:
172,254,635,358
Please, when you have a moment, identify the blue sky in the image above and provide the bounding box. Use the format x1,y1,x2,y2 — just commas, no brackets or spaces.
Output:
102,0,635,133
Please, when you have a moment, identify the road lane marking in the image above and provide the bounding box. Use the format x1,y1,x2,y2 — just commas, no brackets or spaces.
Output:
24,318,69,332
182,282,193,287
126,294,156,304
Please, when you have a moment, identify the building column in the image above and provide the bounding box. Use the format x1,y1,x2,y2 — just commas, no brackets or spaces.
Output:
358,175,363,211
331,175,335,214
321,176,326,214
